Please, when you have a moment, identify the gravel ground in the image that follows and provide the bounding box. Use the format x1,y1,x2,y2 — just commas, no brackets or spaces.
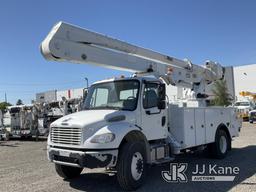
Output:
0,122,256,192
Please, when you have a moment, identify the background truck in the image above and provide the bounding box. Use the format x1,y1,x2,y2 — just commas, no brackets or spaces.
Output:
249,109,256,123
235,91,256,121
41,22,241,191
40,97,84,134
7,105,39,139
0,110,6,140
233,100,255,121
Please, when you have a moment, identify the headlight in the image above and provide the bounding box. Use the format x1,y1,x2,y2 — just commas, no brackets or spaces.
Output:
90,133,115,143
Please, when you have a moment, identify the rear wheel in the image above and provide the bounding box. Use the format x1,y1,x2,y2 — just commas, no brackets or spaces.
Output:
55,164,83,179
116,141,147,191
210,129,230,159
35,130,39,141
5,133,10,141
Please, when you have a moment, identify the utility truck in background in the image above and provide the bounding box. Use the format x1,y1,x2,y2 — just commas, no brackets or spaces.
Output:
236,91,256,121
0,110,10,140
7,105,39,139
0,110,6,140
233,99,255,121
40,97,84,135
41,22,241,190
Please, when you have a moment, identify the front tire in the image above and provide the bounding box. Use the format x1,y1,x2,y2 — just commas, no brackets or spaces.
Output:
210,129,230,159
117,141,147,191
55,164,83,179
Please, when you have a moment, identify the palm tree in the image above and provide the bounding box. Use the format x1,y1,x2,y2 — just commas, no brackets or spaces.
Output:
211,80,232,106
16,99,23,106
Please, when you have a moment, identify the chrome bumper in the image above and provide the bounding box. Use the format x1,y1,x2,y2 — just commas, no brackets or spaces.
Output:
47,146,118,168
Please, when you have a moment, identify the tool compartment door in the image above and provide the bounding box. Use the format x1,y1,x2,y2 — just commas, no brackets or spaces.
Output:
183,108,196,147
195,108,206,145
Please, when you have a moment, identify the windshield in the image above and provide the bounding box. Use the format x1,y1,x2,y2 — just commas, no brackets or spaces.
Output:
49,102,61,108
234,102,250,106
84,80,139,111
9,107,21,114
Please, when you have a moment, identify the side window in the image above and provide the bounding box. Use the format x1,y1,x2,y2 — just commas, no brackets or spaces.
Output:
91,88,109,107
143,83,158,109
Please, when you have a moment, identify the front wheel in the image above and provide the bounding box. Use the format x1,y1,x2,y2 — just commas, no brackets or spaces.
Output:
117,141,147,191
55,164,83,179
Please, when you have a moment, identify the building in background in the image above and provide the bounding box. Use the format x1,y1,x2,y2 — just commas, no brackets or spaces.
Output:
36,90,57,103
56,88,84,101
36,88,85,103
233,64,256,100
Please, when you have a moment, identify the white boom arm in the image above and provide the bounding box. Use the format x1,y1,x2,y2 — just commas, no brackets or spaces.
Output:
41,21,224,97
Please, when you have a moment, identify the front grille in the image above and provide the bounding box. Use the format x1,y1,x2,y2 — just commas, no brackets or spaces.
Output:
51,127,82,145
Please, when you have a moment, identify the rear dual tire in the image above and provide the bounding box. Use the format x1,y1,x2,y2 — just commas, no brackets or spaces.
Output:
208,129,230,159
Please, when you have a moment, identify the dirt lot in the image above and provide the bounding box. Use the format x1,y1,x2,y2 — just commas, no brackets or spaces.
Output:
0,122,256,192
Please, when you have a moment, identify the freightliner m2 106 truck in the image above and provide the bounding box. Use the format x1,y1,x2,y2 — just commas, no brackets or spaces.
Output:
40,22,241,191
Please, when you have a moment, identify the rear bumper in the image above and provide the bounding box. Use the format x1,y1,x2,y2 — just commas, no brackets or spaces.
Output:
238,113,249,119
47,146,118,168
11,130,32,137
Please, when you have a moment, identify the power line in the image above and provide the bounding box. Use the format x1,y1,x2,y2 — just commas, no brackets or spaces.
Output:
0,80,84,86
0,90,37,93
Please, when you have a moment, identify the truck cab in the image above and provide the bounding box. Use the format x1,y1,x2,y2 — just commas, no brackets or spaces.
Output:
48,76,167,165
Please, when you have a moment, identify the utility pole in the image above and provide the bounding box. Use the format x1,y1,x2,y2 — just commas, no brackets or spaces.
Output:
4,93,7,103
84,77,89,89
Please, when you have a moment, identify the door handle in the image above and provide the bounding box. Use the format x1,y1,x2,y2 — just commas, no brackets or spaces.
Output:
162,116,166,126
145,110,161,115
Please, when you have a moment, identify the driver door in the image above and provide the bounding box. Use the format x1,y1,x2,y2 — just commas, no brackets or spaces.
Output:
141,82,167,140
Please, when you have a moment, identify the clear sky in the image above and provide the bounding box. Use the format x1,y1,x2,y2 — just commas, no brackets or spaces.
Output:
0,0,256,104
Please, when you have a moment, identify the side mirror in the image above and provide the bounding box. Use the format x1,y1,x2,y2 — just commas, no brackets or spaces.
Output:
158,84,166,101
157,84,166,110
157,100,166,110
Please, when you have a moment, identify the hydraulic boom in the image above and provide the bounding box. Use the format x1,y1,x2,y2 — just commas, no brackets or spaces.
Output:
41,21,224,98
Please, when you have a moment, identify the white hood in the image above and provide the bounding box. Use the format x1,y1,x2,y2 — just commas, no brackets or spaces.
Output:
51,109,136,129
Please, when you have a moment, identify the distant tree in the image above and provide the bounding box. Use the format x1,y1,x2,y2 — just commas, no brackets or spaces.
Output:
16,99,23,106
211,80,233,106
0,102,12,112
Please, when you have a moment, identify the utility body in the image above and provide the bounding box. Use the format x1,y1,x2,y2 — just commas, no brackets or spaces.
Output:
41,22,241,190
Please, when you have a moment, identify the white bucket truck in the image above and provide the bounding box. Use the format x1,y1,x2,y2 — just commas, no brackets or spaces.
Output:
0,110,5,140
41,22,241,190
8,105,39,139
